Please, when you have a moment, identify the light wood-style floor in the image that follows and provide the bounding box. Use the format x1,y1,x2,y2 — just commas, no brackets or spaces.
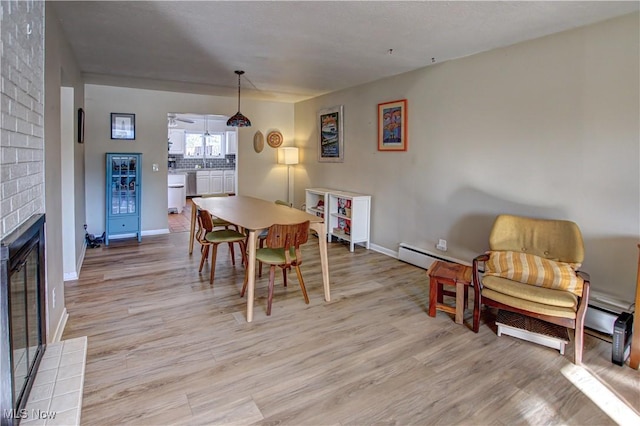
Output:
63,232,639,425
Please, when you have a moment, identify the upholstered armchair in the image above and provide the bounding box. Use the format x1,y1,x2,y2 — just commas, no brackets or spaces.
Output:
472,214,590,364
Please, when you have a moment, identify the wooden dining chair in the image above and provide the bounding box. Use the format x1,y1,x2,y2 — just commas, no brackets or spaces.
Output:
258,200,292,277
242,221,310,315
196,209,247,285
198,193,242,259
202,193,239,228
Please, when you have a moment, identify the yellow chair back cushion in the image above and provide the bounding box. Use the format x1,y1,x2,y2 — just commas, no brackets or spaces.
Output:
485,251,584,297
489,214,584,264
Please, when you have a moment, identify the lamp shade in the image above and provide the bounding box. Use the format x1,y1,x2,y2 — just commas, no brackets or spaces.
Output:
227,70,251,127
278,147,299,165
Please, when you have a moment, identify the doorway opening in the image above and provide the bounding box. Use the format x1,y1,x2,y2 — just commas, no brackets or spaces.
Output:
167,114,237,233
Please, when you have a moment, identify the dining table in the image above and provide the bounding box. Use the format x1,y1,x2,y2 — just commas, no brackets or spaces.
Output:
189,195,330,322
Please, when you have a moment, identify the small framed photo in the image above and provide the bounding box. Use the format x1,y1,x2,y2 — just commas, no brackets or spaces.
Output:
77,108,85,143
377,99,407,151
318,105,344,162
111,113,136,140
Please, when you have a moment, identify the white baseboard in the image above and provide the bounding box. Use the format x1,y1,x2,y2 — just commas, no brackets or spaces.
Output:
370,243,397,258
143,228,170,236
50,307,68,343
63,271,78,281
109,229,170,241
77,239,86,275
63,240,87,281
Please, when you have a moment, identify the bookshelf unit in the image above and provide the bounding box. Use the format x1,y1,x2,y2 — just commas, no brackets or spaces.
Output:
305,188,331,240
305,188,371,252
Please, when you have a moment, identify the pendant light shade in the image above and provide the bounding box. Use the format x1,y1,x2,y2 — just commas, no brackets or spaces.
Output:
227,70,251,127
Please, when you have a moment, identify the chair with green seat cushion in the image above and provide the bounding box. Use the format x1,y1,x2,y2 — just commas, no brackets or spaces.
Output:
199,193,241,258
242,221,310,316
258,200,293,277
196,209,247,285
472,214,590,364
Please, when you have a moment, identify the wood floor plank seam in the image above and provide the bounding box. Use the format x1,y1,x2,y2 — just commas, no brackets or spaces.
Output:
63,232,638,425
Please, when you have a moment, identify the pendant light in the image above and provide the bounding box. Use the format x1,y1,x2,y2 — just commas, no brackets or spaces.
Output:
227,70,251,127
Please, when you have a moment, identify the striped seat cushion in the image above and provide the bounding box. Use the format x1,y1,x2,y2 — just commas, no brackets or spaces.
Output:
484,251,584,297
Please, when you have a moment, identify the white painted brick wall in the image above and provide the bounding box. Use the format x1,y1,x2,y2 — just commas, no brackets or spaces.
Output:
0,0,45,238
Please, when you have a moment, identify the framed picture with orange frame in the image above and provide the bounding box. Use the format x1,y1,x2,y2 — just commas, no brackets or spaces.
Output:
377,99,407,151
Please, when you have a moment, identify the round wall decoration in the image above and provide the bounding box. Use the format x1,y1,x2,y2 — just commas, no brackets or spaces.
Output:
253,131,264,153
266,131,283,148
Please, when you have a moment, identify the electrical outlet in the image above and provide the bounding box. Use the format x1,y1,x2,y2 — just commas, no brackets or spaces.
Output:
52,288,56,308
436,239,447,252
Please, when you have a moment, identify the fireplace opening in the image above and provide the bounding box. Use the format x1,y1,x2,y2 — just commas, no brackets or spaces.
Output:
1,214,46,426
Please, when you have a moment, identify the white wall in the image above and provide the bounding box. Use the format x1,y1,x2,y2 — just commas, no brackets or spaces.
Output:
84,85,294,235
294,13,640,301
60,87,76,278
44,5,86,340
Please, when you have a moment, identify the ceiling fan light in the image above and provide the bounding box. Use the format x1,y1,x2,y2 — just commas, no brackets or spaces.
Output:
227,112,251,127
228,70,251,127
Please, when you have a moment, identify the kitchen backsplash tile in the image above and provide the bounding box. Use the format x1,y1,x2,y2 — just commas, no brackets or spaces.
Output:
170,154,235,170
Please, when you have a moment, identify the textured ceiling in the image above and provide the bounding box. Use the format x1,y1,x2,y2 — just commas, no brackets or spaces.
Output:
51,1,639,102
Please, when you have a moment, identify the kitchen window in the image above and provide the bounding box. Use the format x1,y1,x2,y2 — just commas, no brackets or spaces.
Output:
184,132,225,158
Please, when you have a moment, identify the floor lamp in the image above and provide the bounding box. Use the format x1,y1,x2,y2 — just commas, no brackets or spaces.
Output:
278,147,299,205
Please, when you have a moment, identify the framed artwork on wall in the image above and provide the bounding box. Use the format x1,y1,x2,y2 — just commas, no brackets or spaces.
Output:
77,108,85,143
377,99,407,151
318,105,344,162
111,113,136,140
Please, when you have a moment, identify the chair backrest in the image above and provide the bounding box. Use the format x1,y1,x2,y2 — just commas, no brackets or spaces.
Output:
197,209,215,233
265,221,310,265
489,214,584,264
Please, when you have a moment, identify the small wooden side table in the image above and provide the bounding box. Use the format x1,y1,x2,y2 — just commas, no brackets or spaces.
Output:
428,260,476,331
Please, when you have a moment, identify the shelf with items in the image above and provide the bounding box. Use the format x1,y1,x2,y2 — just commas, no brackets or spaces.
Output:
327,191,370,252
106,153,142,245
305,188,333,220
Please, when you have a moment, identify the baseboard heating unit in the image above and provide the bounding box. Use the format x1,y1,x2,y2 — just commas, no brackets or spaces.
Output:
397,243,471,269
585,290,634,336
584,290,634,365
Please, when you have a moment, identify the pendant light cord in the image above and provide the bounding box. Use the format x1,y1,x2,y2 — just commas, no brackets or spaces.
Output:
237,72,241,112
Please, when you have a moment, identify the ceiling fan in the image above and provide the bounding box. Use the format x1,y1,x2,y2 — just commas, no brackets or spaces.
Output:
167,114,195,127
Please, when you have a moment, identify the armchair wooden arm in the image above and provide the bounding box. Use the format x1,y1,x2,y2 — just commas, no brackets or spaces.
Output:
471,253,489,332
573,272,590,365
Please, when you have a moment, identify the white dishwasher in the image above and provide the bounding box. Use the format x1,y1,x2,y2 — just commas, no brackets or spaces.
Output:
168,173,186,214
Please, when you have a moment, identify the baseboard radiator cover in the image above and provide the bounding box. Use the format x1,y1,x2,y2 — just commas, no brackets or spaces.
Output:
398,243,468,269
585,290,634,337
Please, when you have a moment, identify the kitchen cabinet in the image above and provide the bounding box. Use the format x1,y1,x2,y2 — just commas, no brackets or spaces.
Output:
196,170,223,195
226,131,237,155
223,170,235,194
106,153,142,245
168,129,184,154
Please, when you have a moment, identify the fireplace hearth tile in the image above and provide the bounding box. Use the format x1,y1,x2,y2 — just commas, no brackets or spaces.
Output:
23,336,87,426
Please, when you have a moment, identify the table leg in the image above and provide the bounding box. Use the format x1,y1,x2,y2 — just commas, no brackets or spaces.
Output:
455,282,464,324
428,278,437,317
311,222,331,302
245,229,257,322
188,204,197,255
